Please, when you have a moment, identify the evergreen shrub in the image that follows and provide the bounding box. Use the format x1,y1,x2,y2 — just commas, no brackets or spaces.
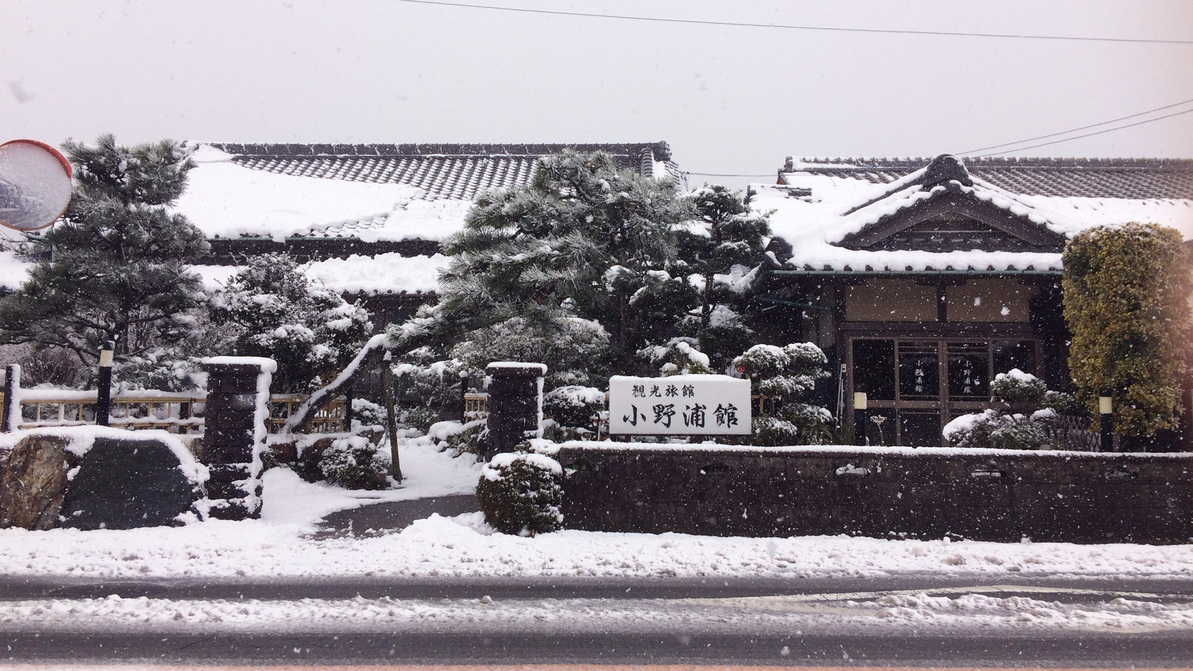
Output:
1062,223,1192,439
475,448,563,535
318,436,389,490
542,385,604,440
734,342,833,445
944,369,1067,450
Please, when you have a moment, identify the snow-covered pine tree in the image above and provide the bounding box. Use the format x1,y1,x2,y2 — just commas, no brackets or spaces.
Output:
734,342,834,445
207,253,372,393
0,135,209,380
425,149,696,379
680,185,772,370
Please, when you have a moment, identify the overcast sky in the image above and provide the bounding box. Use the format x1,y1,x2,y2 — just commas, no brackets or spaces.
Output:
4,0,1192,189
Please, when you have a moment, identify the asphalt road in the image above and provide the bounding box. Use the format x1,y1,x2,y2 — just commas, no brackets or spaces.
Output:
3,627,1193,666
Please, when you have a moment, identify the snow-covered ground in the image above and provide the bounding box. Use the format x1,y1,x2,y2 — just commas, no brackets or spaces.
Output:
1,433,1191,584
3,432,1193,640
2,588,1191,638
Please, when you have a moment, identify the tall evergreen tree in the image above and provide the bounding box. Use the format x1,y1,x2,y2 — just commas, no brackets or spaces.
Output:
420,150,696,377
680,185,772,370
0,135,209,370
1062,223,1192,441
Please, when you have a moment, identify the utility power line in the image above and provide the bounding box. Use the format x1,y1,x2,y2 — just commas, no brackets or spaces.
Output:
971,106,1193,156
960,98,1193,155
393,0,1193,45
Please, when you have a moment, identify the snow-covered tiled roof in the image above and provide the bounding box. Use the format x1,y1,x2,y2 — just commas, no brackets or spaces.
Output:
757,155,1193,274
207,141,682,201
175,142,684,244
781,156,1193,199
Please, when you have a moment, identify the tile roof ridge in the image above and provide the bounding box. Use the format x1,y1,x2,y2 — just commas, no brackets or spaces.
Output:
787,156,1193,171
206,141,673,161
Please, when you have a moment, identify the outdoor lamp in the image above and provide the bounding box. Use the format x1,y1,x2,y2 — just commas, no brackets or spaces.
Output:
459,369,470,419
96,340,115,427
853,392,868,446
1099,392,1113,451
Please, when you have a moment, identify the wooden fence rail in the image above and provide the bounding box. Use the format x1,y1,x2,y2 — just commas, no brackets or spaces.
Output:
1,392,347,435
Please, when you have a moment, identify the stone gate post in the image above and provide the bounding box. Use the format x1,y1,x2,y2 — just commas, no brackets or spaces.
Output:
484,362,546,459
200,357,276,520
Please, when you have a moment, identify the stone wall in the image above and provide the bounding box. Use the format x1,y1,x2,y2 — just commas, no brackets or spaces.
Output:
554,444,1193,544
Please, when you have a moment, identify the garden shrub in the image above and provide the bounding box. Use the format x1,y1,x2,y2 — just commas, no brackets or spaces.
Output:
350,398,388,431
443,419,487,457
944,369,1066,450
542,385,605,440
475,449,563,535
734,342,833,445
318,435,389,490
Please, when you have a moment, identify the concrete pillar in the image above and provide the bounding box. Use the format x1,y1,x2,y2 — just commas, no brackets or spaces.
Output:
484,362,546,459
200,357,276,520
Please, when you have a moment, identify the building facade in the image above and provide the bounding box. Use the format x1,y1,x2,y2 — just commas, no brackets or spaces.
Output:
749,154,1193,447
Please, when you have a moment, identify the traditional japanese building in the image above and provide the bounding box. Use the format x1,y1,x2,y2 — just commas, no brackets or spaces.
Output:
749,154,1193,447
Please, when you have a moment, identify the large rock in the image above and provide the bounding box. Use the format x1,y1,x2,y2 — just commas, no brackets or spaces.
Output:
0,434,75,530
60,436,204,530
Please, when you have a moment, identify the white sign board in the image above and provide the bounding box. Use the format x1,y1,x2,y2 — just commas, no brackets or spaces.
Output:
608,374,752,435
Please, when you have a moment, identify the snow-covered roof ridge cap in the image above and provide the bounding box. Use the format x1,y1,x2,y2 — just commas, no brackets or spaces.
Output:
920,154,972,189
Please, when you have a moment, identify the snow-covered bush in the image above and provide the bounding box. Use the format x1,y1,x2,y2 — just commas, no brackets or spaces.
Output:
318,435,390,490
475,448,564,535
751,405,836,447
638,338,712,376
990,369,1048,407
393,354,466,432
734,342,833,445
443,419,487,457
944,369,1066,450
113,345,204,392
543,385,605,440
350,398,388,432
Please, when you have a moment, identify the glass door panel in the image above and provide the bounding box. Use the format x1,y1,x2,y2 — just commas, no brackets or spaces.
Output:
992,339,1036,377
947,342,989,400
852,339,896,400
897,342,939,400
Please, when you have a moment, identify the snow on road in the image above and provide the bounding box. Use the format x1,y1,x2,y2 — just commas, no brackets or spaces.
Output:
0,431,1191,585
1,590,1190,637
